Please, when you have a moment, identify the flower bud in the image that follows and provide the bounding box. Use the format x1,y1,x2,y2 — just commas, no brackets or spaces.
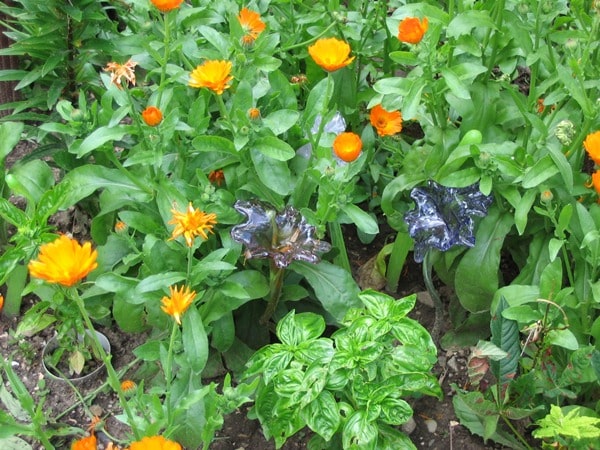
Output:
540,190,553,203
554,120,576,146
516,2,529,14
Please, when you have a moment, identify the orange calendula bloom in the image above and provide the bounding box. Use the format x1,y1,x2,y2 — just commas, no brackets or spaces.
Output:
248,107,261,120
121,379,137,393
370,104,403,136
0,294,4,314
238,7,266,45
398,17,429,44
584,131,600,165
591,171,600,195
142,106,163,126
208,169,225,186
72,434,97,450
189,60,233,95
333,132,363,162
161,285,196,325
308,37,355,72
168,202,217,247
104,59,137,89
150,0,184,13
115,221,127,232
28,235,98,287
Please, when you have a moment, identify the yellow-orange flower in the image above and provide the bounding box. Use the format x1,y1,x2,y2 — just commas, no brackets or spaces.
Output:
584,131,600,165
168,202,217,247
28,235,98,287
120,379,137,393
161,285,196,325
72,434,97,450
0,294,4,314
150,0,184,13
370,104,403,136
248,107,261,120
333,132,363,162
308,38,355,72
142,106,163,126
115,221,127,233
189,60,233,95
398,17,429,44
104,59,137,89
238,7,266,45
208,169,225,186
591,171,600,195
128,436,182,450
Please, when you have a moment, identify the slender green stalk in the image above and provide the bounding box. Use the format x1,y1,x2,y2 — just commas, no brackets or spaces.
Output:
501,415,534,450
215,94,230,123
71,289,141,440
311,73,335,159
164,320,179,428
280,21,338,52
106,150,154,195
260,264,286,325
422,251,443,343
385,231,412,293
186,245,194,284
328,220,351,274
157,10,173,108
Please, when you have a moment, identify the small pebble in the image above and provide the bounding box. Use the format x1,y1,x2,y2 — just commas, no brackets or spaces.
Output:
401,417,417,435
424,419,438,433
11,361,19,368
447,355,459,372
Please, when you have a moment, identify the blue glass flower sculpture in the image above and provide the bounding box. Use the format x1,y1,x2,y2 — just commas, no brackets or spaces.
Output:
404,180,493,263
231,200,331,268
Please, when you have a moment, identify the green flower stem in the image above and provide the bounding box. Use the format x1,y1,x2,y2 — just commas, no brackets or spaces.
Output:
311,73,335,159
385,231,412,293
186,245,193,284
106,150,154,195
280,21,338,52
71,288,141,440
215,93,231,126
501,415,533,450
164,319,178,428
422,251,443,343
157,10,173,108
328,220,351,274
260,264,286,325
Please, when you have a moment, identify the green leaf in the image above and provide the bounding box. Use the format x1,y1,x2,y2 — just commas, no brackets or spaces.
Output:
0,436,34,449
70,125,132,157
514,189,536,235
490,296,520,388
455,208,514,312
6,160,54,205
441,67,470,99
262,110,300,136
192,135,237,155
0,198,28,227
341,204,379,235
183,307,209,375
546,329,579,350
446,10,497,39
301,391,341,442
250,148,293,195
521,155,560,189
342,409,378,450
135,272,187,294
388,51,418,66
291,260,361,322
276,311,326,346
252,135,295,161
0,122,24,165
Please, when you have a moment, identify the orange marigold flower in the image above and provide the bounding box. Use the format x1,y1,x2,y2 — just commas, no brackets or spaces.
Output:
142,106,163,126
115,221,127,233
161,285,196,325
128,436,182,450
150,0,184,13
121,379,137,393
308,37,355,72
584,131,600,165
189,60,233,95
208,169,225,186
370,104,403,137
168,202,217,247
537,98,545,113
0,294,4,314
591,171,600,195
28,235,98,287
248,107,261,120
238,7,266,44
104,59,137,89
333,132,363,162
72,434,97,450
398,17,429,44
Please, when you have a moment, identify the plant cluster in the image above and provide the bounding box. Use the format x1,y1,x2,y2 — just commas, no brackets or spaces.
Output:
0,0,599,449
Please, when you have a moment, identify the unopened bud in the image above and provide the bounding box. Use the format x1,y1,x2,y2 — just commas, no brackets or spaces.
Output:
540,190,553,203
554,120,576,146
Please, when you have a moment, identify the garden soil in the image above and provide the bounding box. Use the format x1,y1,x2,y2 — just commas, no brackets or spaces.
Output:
1,142,525,449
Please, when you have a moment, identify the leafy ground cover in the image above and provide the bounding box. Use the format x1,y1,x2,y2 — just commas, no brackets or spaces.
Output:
1,0,600,449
